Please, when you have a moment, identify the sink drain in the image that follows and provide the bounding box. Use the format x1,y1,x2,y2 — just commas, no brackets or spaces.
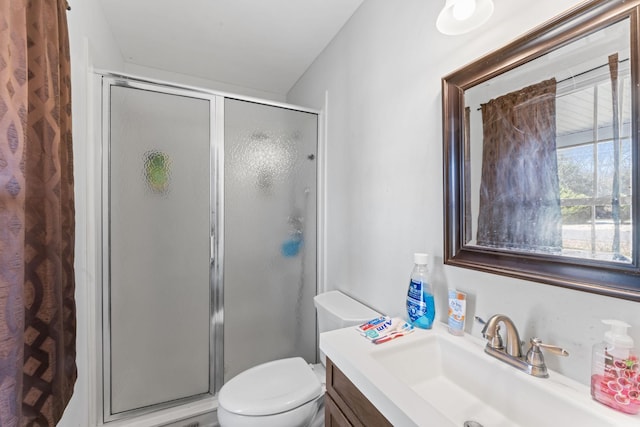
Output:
464,422,484,427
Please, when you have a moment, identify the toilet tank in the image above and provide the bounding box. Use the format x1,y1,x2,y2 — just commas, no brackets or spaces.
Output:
314,290,380,334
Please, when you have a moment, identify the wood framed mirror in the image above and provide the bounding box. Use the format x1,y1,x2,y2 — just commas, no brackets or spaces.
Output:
442,0,640,300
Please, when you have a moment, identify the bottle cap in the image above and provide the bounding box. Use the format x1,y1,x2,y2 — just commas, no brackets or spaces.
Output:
414,253,429,265
602,319,634,349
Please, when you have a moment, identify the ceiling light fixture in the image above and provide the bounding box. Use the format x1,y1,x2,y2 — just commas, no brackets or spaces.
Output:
436,0,494,36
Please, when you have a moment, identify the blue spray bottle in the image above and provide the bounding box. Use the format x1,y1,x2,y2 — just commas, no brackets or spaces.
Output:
406,253,435,329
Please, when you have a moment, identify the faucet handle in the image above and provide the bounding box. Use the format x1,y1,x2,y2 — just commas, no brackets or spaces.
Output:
478,316,505,350
484,324,504,350
525,337,569,377
533,338,569,357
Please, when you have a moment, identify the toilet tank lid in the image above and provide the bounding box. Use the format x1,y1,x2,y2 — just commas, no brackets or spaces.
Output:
218,357,322,416
313,290,379,322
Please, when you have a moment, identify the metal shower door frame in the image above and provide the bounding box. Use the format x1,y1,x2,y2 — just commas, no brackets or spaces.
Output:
99,75,224,423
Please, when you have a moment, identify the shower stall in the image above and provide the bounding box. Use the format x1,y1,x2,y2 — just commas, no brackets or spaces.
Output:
98,74,318,422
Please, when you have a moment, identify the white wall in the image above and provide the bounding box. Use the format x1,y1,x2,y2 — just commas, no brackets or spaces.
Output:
123,63,287,102
287,0,640,386
63,0,124,425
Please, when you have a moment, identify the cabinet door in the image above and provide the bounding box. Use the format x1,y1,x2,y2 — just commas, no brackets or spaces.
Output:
325,395,353,427
325,358,393,427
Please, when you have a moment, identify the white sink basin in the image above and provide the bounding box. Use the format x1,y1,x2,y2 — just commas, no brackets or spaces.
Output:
320,322,639,427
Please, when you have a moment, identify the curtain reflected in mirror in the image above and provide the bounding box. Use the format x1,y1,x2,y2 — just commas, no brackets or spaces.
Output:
477,79,561,253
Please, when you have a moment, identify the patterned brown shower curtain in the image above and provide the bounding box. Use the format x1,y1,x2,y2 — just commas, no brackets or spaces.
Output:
0,0,76,426
477,79,562,252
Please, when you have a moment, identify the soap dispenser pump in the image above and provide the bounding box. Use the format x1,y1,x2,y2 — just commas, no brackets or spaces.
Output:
590,319,639,414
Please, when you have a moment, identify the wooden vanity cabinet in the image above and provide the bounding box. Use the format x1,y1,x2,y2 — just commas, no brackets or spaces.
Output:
325,357,392,427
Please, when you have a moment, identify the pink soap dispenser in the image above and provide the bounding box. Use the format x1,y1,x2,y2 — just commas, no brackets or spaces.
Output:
590,319,639,414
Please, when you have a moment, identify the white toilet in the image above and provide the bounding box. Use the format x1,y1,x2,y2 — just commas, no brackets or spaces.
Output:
217,290,380,427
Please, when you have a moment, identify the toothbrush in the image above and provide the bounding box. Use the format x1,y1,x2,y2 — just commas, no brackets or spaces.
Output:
371,321,414,344
372,329,414,344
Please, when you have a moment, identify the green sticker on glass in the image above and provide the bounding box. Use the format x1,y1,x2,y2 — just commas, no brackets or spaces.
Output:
144,151,171,193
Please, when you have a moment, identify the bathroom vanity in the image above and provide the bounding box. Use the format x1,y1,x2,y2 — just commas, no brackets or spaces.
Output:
320,322,640,427
325,357,391,426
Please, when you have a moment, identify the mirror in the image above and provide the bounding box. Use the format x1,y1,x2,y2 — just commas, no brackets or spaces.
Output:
442,0,640,301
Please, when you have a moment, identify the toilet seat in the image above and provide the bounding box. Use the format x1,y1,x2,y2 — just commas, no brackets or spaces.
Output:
219,357,322,416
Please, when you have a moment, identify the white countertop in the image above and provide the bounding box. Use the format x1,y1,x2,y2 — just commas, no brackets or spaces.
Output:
320,321,640,427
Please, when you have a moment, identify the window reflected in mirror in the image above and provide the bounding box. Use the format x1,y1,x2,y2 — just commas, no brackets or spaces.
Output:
463,18,632,263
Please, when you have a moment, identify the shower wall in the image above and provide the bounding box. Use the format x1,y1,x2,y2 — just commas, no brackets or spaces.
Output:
223,99,318,381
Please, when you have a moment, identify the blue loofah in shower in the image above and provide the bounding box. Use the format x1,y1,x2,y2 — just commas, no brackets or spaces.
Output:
281,236,303,257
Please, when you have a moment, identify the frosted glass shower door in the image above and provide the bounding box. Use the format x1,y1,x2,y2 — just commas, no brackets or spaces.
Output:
224,99,317,381
106,83,214,416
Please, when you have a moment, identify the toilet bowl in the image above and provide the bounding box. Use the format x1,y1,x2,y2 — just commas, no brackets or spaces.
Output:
217,290,380,427
217,357,323,427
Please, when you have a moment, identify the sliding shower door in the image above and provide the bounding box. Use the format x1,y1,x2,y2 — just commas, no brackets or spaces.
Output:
223,99,318,381
103,79,217,419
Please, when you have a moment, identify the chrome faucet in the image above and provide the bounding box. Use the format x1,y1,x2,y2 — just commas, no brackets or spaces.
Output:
480,314,569,378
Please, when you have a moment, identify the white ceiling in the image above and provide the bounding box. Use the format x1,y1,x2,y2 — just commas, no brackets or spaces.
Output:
99,0,363,95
